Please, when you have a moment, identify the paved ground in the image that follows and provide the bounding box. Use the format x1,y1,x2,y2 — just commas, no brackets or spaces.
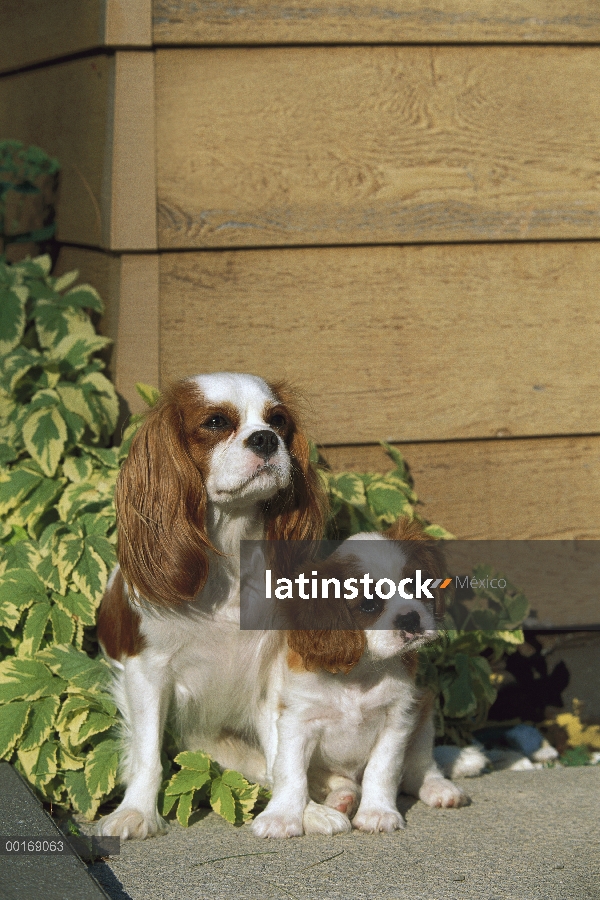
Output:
87,767,600,900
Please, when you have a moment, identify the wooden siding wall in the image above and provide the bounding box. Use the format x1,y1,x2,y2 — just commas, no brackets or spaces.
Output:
1,2,599,564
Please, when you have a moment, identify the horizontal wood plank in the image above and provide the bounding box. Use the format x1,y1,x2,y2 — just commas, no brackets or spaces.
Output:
0,0,151,75
156,46,600,248
153,0,600,45
323,436,600,626
159,242,600,443
322,437,600,542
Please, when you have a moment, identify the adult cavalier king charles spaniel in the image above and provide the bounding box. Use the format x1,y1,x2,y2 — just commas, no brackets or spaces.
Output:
96,373,467,840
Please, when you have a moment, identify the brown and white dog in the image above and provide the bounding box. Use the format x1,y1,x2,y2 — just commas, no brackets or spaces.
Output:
96,372,468,840
251,520,469,838
96,373,325,839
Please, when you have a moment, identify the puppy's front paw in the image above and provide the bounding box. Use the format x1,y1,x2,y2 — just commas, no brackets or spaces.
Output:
303,800,351,836
96,806,166,840
324,785,360,818
352,807,404,834
419,777,469,808
251,808,304,839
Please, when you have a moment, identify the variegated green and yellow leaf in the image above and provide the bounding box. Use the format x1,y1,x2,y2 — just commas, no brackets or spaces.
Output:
52,590,96,627
19,696,60,752
80,372,119,436
35,553,64,594
0,700,30,758
39,644,111,694
329,473,367,506
0,657,63,704
65,770,97,818
53,270,80,293
22,405,68,477
135,382,160,408
365,481,413,522
63,284,104,314
210,776,236,824
0,466,43,516
2,538,41,572
84,738,119,800
58,743,85,771
56,382,97,430
71,541,107,605
0,568,47,616
52,532,85,582
18,601,52,658
62,455,94,483
49,332,111,373
50,603,76,645
0,346,42,393
77,711,115,744
175,791,195,827
0,285,27,355
12,477,65,535
55,695,89,732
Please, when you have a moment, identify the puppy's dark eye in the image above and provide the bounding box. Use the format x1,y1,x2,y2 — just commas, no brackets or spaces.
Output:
202,414,230,430
360,596,383,615
269,413,287,429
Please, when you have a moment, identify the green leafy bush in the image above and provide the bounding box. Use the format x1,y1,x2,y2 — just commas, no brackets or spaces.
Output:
0,254,527,825
0,142,59,261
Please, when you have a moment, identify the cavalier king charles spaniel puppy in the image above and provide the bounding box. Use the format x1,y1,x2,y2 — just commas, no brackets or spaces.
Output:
251,519,469,838
96,373,325,839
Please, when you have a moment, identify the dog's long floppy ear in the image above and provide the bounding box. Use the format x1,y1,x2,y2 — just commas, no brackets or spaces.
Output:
264,381,328,543
116,383,214,607
385,516,447,619
285,555,366,675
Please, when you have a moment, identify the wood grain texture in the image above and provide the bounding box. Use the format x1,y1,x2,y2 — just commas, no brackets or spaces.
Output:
0,0,104,74
324,436,600,625
105,52,157,251
0,0,152,75
153,0,600,45
156,46,600,248
104,0,152,46
0,57,111,247
322,438,600,541
159,242,600,443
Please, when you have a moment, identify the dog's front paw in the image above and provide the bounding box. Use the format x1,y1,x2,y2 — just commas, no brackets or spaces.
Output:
419,777,469,808
96,805,167,840
303,800,351,836
251,808,304,839
324,785,361,818
352,807,404,834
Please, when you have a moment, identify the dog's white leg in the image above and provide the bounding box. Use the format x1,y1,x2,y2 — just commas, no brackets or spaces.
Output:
96,655,170,839
352,714,411,833
251,713,319,839
401,702,469,809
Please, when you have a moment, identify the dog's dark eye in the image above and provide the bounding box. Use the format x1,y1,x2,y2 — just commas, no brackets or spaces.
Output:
202,414,230,430
360,596,383,615
269,413,287,429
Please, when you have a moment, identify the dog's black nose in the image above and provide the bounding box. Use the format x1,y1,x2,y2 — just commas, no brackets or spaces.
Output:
394,610,422,633
245,430,279,460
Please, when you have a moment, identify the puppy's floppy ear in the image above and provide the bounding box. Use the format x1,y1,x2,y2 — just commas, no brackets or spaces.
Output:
265,381,327,542
285,555,365,675
385,516,447,619
116,382,214,606
287,628,365,676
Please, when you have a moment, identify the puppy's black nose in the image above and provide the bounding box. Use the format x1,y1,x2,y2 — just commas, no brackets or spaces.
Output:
394,610,422,633
245,430,279,460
